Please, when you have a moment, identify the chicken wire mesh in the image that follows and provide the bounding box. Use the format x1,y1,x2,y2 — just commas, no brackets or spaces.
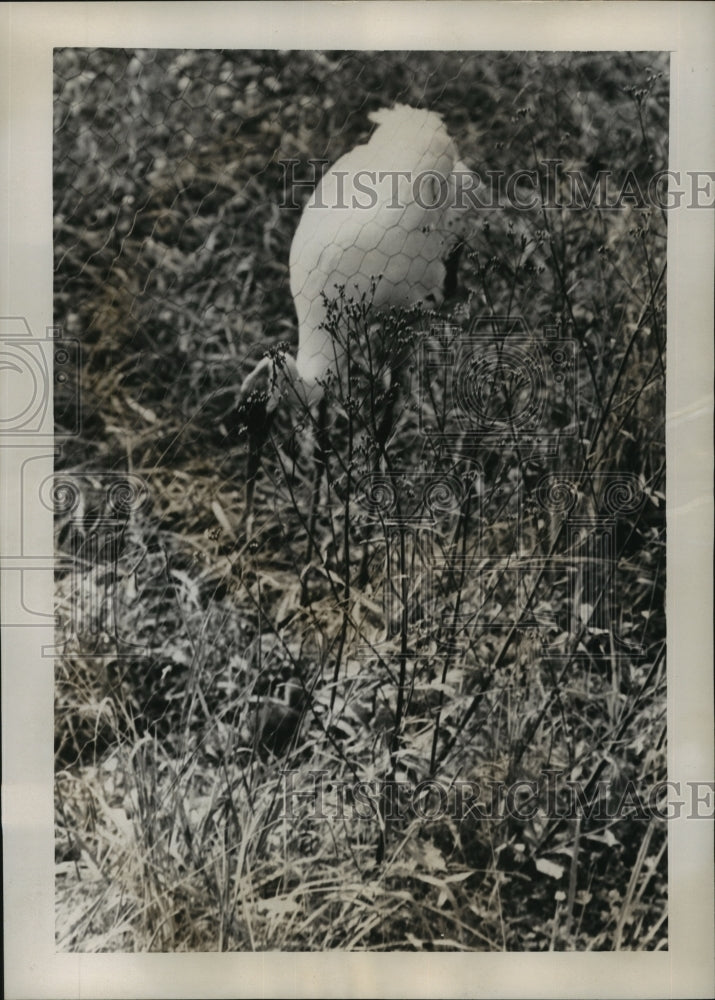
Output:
53,49,668,952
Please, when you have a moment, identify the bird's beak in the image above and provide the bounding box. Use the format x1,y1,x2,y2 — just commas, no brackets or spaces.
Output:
236,357,279,537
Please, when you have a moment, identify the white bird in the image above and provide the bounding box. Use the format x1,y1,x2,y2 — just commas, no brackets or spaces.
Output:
238,103,474,531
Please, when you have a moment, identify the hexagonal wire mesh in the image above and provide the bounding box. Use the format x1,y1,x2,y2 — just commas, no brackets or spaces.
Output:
53,49,667,951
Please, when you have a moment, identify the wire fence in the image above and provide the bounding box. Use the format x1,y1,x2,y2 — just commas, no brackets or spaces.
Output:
53,48,668,952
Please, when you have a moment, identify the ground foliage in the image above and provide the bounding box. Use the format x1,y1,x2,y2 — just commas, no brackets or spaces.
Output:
54,49,667,951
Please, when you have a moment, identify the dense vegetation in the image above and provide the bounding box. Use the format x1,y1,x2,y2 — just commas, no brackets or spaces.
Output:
54,49,668,951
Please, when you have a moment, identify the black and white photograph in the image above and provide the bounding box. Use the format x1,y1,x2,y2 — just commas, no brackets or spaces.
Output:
2,2,713,996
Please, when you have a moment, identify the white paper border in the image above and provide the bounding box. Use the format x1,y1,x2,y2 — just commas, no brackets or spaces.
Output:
2,2,713,997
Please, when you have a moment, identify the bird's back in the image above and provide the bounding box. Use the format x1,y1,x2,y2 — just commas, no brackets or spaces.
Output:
289,105,471,392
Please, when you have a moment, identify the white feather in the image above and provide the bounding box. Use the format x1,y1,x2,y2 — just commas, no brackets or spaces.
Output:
241,105,474,411
287,105,473,397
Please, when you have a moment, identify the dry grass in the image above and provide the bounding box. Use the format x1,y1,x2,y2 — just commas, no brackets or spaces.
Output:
54,49,668,951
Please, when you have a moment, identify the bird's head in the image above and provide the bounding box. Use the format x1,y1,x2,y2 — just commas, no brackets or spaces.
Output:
235,345,308,443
